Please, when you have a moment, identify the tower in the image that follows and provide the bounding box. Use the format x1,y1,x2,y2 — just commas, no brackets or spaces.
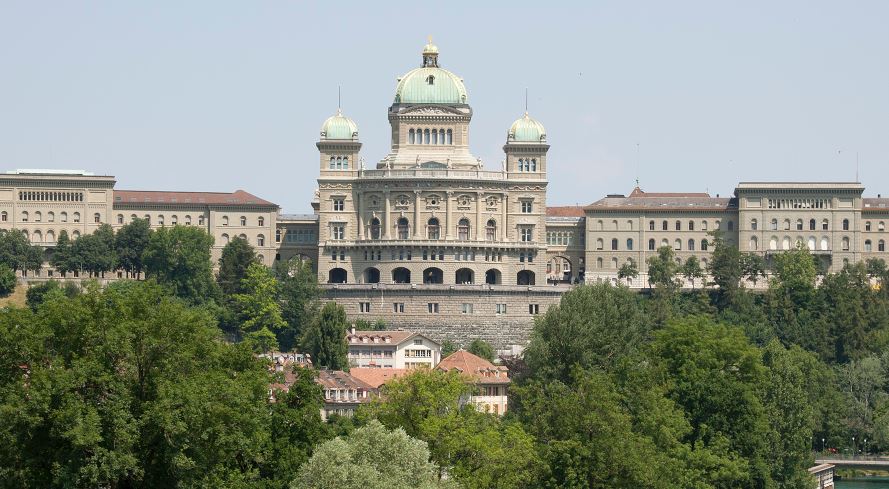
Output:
504,112,549,180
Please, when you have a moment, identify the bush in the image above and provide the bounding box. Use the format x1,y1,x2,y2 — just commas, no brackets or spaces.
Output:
0,264,15,297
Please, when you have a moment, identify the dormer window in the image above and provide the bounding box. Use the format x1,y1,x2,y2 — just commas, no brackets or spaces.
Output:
426,75,435,85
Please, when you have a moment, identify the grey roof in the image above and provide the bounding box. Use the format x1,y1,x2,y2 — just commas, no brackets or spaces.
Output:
279,213,319,222
863,198,889,211
587,195,736,212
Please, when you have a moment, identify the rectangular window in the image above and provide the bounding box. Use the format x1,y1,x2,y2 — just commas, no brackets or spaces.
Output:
359,302,371,313
333,199,345,211
427,303,439,313
461,303,473,314
519,226,533,242
495,303,507,314
529,304,540,315
393,303,405,313
332,225,345,240
521,201,533,213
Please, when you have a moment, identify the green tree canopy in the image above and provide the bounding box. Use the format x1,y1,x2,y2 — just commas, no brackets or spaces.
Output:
114,217,151,276
467,338,495,362
300,301,349,370
646,245,680,290
0,229,43,273
275,257,321,352
217,236,258,296
234,262,286,352
143,225,219,304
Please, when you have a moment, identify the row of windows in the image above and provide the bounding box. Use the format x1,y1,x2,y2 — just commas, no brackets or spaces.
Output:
18,191,84,202
547,231,574,246
595,256,710,269
328,156,349,170
597,219,727,232
865,221,886,232
749,235,883,252
116,214,207,226
278,228,317,243
408,128,453,145
516,158,538,172
355,218,516,241
351,248,525,263
767,198,830,209
220,233,266,246
12,211,89,223
595,237,711,252
357,301,540,315
21,229,77,242
754,218,834,231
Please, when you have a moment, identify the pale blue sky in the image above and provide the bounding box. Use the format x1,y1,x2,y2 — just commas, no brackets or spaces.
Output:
1,1,887,212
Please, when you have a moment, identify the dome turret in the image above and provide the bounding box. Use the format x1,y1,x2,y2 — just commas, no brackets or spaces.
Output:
394,40,468,105
508,112,546,143
319,109,359,140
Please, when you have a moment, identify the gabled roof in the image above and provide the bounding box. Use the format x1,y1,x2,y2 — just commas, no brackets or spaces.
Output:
346,330,439,347
350,368,410,389
587,187,734,212
114,189,277,207
863,198,889,212
436,349,510,384
316,370,375,391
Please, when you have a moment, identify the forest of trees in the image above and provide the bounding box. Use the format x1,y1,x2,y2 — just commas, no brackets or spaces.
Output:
1,223,889,487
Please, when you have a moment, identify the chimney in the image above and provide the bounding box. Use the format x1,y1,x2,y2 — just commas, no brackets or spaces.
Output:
350,325,356,335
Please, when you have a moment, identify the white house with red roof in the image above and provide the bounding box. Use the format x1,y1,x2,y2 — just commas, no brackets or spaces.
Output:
436,349,510,415
346,328,441,369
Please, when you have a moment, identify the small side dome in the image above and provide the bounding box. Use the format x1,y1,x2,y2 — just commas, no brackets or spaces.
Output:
508,112,546,143
320,109,359,140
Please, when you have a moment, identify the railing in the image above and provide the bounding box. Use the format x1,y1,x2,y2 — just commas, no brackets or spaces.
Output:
358,168,507,181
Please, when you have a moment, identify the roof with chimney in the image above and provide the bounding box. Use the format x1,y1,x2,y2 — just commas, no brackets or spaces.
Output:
113,189,277,208
436,349,510,384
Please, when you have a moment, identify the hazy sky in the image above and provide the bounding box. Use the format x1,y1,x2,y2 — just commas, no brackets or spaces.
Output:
1,1,887,212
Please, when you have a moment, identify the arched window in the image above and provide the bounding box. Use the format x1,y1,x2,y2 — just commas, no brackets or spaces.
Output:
688,221,695,231
796,219,803,231
370,218,381,239
783,219,790,230
424,129,430,144
446,129,453,144
185,215,192,225
0,211,5,222
648,238,655,250
486,219,496,241
880,240,886,252
701,239,709,251
158,215,164,226
867,222,873,231
117,214,124,224
810,219,816,231
409,129,415,144
73,212,81,223
674,239,682,250
239,233,247,241
258,216,264,226
221,233,229,244
702,221,709,231
426,218,440,240
611,238,618,250
596,238,604,250
240,216,247,226
21,210,28,222
35,211,42,222
457,218,470,240
626,238,633,250
649,220,655,231
46,230,54,243
611,258,618,269
751,219,758,230
821,237,829,250
61,212,68,223
843,219,850,231
864,240,872,252
627,220,633,230
783,236,791,250
771,219,778,230
728,221,734,231
750,236,759,250
32,230,41,243
72,230,80,239
257,234,265,247
329,156,336,169
807,236,816,250
770,236,778,250
432,129,438,144
517,270,535,285
842,236,850,251
880,222,886,231
596,257,603,268
171,215,178,225
275,229,282,242
675,220,681,231
397,218,410,240
662,220,668,231
661,238,669,247
530,158,537,171
688,239,695,251
222,216,229,226
612,220,618,230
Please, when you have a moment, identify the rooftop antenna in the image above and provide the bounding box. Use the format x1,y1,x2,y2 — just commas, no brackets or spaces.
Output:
337,85,342,112
635,143,641,188
524,88,528,114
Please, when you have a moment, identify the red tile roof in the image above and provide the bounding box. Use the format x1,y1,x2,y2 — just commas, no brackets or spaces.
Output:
350,368,410,389
316,370,375,391
546,206,586,217
436,350,510,384
114,189,276,207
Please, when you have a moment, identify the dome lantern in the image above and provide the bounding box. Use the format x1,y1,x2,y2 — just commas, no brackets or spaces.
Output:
320,108,359,141
394,40,468,104
508,112,546,143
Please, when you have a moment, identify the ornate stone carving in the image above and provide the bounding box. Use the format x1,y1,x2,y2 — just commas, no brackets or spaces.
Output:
401,106,459,116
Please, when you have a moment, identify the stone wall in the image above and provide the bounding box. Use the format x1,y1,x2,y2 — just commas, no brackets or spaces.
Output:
322,283,569,349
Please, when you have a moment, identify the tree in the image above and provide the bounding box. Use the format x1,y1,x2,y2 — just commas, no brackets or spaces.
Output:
523,284,649,383
292,420,455,489
276,257,321,352
234,262,286,352
680,255,705,289
217,237,258,296
114,217,151,276
441,339,458,357
467,338,495,362
707,230,743,307
143,226,219,304
646,246,679,290
49,230,74,273
0,229,43,273
0,264,15,296
768,244,820,350
71,224,116,276
617,258,639,284
25,280,79,311
740,253,767,287
300,301,349,370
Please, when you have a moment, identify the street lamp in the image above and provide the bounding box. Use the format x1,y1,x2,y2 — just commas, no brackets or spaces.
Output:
852,436,856,457
822,438,825,453
865,438,868,455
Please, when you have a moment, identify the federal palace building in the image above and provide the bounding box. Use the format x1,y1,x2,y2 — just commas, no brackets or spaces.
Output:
3,42,888,347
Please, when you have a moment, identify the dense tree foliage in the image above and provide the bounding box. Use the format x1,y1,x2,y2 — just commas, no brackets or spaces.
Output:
300,301,349,370
218,237,259,296
143,225,219,304
467,338,495,362
0,229,43,273
114,217,151,275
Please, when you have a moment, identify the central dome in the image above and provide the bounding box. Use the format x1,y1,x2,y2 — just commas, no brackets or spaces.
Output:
394,42,467,104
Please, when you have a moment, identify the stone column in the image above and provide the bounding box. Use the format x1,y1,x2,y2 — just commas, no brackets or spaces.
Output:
445,191,453,239
384,191,391,239
501,193,508,241
413,190,421,238
475,191,483,241
356,192,364,240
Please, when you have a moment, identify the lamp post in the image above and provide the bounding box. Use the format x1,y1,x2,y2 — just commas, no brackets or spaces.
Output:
822,438,825,453
865,438,868,455
852,436,856,457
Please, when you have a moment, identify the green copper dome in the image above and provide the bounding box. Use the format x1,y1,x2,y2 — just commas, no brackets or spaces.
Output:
508,113,546,143
394,42,467,104
320,109,358,140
